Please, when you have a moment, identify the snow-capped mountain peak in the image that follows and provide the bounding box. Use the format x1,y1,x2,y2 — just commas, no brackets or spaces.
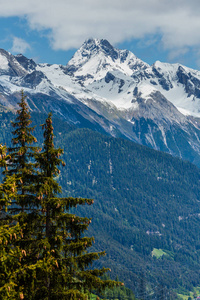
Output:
65,38,149,85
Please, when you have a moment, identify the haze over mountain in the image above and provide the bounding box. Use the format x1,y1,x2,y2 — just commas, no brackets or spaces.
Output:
1,38,200,166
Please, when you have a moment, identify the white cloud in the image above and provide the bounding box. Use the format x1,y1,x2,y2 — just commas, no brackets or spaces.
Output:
167,48,189,61
10,37,31,54
1,0,200,52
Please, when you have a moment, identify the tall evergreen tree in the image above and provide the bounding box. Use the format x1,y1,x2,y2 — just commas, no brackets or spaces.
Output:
8,89,38,209
34,112,117,299
0,92,119,299
0,144,26,300
0,90,40,299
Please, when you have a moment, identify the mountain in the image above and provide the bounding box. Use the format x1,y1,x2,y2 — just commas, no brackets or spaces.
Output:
1,39,200,298
1,40,200,166
61,127,200,299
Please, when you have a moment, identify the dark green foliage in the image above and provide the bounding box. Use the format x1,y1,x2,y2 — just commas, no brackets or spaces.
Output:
32,113,117,299
0,90,40,299
7,90,39,210
0,144,22,299
100,275,136,300
55,128,200,297
0,95,119,299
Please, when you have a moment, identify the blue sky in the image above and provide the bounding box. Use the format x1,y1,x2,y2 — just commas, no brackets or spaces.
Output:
1,0,200,69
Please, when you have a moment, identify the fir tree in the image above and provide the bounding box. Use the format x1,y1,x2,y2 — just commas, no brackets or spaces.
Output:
0,144,25,300
0,90,40,299
0,92,119,299
8,89,38,210
34,112,118,299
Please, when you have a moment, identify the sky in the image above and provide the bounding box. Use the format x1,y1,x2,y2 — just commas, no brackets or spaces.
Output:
0,0,200,69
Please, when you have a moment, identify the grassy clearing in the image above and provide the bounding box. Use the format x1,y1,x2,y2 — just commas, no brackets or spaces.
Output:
177,286,200,299
177,293,191,299
152,248,168,258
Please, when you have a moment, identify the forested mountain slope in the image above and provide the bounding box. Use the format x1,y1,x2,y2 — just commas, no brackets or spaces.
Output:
59,127,200,297
1,111,200,298
2,109,200,299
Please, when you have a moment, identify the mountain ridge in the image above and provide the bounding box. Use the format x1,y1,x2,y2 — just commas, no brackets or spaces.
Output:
1,39,200,166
